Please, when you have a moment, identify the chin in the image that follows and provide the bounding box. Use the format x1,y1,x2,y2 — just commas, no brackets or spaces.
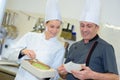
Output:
83,37,90,40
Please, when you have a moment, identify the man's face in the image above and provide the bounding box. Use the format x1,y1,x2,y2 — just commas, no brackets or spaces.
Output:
80,21,99,41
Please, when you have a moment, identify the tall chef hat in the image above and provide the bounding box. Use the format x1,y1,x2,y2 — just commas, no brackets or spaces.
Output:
80,0,101,26
45,0,62,23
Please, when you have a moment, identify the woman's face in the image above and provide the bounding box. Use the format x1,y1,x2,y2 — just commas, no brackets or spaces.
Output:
45,20,61,39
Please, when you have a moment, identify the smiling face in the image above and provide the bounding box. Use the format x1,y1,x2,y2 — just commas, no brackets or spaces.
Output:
45,20,61,40
80,21,99,43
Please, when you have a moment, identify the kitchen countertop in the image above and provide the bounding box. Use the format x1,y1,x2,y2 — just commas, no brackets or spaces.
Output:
0,59,19,77
0,65,18,76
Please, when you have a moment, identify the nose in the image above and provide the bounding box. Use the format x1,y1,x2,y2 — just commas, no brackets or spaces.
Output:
52,28,59,34
82,26,88,32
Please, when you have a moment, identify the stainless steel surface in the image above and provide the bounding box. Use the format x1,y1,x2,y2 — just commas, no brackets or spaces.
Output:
0,65,18,80
0,65,18,76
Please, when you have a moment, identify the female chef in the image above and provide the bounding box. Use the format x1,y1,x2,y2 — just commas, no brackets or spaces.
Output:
10,0,65,80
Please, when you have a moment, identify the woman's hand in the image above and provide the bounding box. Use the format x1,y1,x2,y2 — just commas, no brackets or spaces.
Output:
22,49,36,59
57,64,68,79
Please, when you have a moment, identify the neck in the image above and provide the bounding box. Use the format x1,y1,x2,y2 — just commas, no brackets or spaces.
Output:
84,39,89,43
83,34,99,43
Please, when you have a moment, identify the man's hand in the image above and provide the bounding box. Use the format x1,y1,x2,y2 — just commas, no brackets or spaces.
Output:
71,65,95,80
71,65,119,80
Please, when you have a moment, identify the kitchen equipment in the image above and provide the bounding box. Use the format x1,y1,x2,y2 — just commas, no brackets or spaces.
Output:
6,12,18,39
32,18,45,33
70,25,76,41
60,23,76,41
0,26,7,39
2,10,18,40
60,23,72,40
0,60,19,67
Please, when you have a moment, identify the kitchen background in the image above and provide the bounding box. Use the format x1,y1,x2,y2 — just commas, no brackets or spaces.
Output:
0,0,120,76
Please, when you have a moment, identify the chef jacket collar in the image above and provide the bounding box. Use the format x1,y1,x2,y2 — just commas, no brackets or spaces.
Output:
82,34,99,44
89,34,99,42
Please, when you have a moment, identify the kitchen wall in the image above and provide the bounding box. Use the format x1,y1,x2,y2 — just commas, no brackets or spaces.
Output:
5,0,120,26
99,24,120,75
1,0,120,74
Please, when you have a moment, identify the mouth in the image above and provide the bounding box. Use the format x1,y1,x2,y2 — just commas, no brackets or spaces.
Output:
82,32,89,37
50,32,57,36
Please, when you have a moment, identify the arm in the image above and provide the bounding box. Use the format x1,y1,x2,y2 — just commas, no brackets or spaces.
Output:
51,47,65,80
51,47,65,69
18,48,36,59
92,72,119,80
71,65,119,80
8,32,34,61
57,44,74,79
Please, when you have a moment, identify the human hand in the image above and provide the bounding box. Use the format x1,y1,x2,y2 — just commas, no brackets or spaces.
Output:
71,65,95,80
57,65,68,79
22,49,36,59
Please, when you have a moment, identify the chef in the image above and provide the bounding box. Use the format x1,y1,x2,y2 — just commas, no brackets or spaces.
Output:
58,0,119,80
8,0,65,80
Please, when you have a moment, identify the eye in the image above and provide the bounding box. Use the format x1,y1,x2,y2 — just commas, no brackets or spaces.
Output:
87,24,93,28
49,25,54,28
56,26,60,29
80,23,84,28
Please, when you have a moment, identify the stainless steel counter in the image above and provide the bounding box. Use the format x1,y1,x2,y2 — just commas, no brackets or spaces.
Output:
0,64,18,80
0,65,18,76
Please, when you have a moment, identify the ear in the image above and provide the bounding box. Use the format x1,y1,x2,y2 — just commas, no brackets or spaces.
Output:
95,25,99,29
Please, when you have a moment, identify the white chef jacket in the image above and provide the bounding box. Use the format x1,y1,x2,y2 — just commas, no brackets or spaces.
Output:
9,32,65,80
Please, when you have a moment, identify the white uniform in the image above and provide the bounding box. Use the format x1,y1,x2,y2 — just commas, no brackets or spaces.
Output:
10,32,65,80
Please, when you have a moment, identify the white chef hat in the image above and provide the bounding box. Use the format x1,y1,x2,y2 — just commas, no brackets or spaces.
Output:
45,0,62,23
80,0,101,26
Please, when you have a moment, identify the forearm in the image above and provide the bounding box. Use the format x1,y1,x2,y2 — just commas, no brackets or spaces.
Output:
92,72,119,80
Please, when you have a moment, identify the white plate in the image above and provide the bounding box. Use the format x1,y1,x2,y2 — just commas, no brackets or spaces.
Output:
64,61,85,73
